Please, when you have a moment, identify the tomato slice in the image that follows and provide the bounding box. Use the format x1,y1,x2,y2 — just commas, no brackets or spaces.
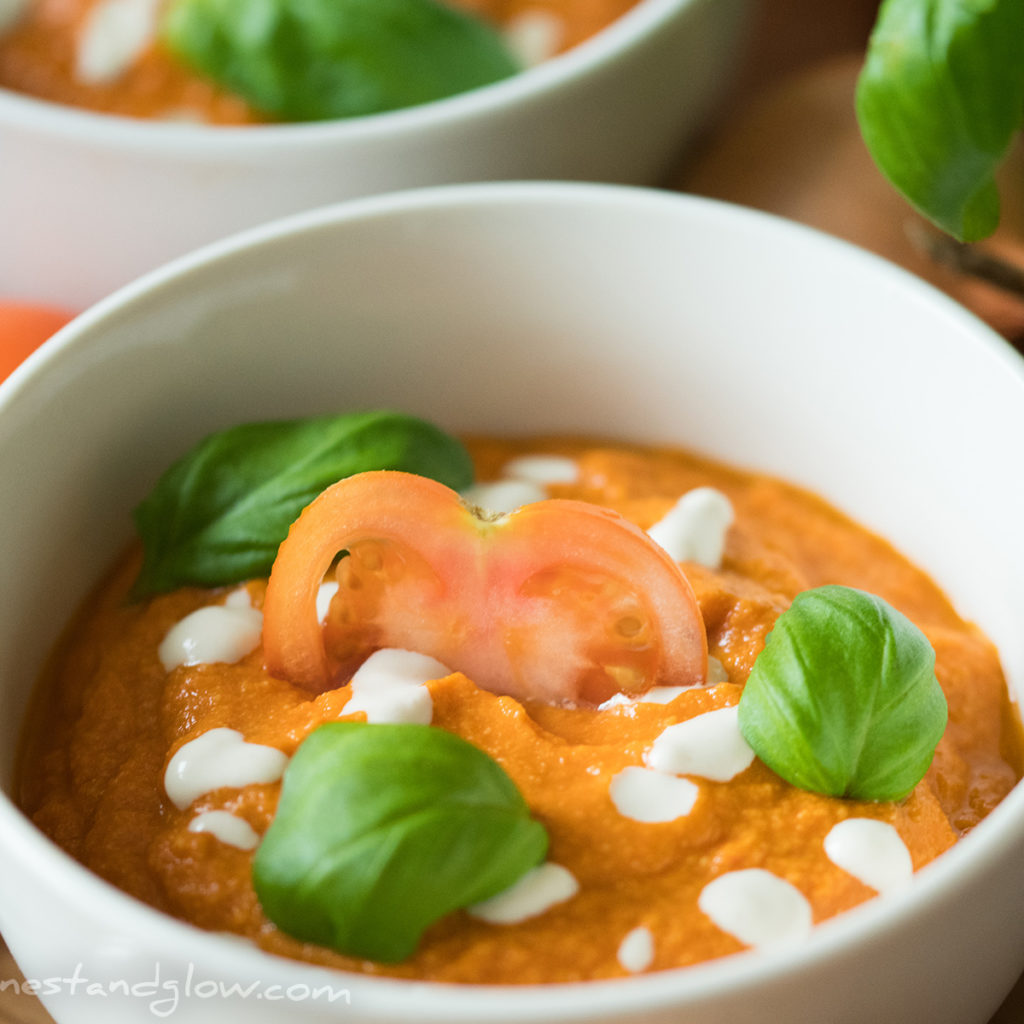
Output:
263,471,708,705
0,301,75,382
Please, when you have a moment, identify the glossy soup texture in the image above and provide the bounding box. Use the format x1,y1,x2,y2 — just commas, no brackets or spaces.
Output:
0,0,637,122
17,435,1024,984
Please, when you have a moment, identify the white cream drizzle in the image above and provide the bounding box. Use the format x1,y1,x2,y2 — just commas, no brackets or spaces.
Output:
0,0,28,36
164,728,288,811
344,648,448,725
502,454,579,486
609,766,699,823
187,810,260,851
158,588,263,673
75,0,160,84
707,655,730,683
468,863,578,925
698,869,813,949
460,453,578,512
502,9,565,67
824,818,914,894
316,580,339,623
617,926,655,973
600,685,689,709
647,487,734,568
645,705,755,782
599,658,727,710
460,479,547,513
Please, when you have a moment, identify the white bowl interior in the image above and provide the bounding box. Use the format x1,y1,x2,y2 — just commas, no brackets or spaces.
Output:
0,183,1022,1024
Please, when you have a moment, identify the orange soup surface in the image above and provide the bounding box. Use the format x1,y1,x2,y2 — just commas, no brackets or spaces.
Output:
0,0,638,122
17,434,1024,984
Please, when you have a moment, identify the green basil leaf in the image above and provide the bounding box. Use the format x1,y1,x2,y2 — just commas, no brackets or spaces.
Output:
737,585,948,801
132,410,473,596
252,722,548,962
161,0,522,122
855,0,1024,241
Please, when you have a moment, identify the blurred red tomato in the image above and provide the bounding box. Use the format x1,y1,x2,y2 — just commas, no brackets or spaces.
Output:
0,301,75,382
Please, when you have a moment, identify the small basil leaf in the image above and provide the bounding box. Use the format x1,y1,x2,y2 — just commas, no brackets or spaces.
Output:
161,0,522,122
132,410,473,596
252,722,548,962
855,0,1024,241
737,585,948,801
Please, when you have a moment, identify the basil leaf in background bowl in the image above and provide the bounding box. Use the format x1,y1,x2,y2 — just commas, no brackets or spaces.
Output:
161,0,522,122
737,585,948,802
856,0,1024,242
252,722,549,962
132,410,473,596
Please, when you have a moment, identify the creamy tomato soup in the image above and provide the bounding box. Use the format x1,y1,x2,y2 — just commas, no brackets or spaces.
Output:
0,0,637,122
17,433,1023,984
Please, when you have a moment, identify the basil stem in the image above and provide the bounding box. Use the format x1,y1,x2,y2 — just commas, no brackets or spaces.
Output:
161,0,522,122
737,585,948,802
856,0,1024,241
132,410,473,596
253,722,548,962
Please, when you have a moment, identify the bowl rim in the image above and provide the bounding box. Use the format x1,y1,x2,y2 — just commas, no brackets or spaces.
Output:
2,181,1023,1018
0,0,703,153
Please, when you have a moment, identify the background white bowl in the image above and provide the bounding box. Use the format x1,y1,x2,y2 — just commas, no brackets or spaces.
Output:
0,182,1022,1024
0,0,750,311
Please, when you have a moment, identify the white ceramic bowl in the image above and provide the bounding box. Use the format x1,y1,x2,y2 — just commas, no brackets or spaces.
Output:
1,182,1022,1024
0,0,750,311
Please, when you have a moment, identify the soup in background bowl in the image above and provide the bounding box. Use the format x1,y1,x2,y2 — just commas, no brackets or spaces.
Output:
1,0,638,122
0,182,1022,1024
0,0,752,309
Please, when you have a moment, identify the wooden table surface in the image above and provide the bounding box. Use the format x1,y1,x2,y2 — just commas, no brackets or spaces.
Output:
1,944,54,1024
3,2,1023,1022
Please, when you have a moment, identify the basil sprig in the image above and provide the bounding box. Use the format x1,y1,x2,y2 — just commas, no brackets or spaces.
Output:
161,0,522,122
856,0,1024,241
253,722,548,962
738,586,948,801
132,410,472,596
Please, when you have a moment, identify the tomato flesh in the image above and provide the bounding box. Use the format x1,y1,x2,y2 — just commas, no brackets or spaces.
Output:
263,471,707,705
